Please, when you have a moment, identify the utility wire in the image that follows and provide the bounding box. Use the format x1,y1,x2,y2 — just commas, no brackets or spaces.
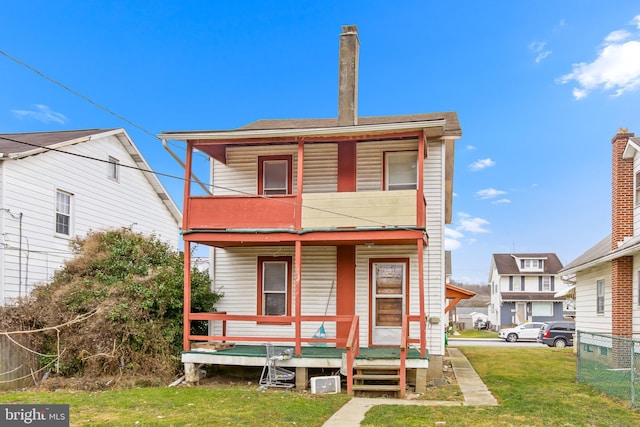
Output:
0,49,156,139
0,50,426,231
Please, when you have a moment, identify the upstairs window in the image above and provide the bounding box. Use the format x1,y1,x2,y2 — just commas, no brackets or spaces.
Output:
385,151,417,191
542,276,551,291
108,156,120,182
520,259,543,271
258,155,292,195
55,190,72,236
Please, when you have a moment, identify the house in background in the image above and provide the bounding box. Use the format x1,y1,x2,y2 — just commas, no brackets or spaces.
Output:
488,253,569,329
0,128,181,304
560,130,639,339
162,26,462,396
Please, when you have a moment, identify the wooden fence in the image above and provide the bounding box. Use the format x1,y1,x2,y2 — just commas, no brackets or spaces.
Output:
0,335,38,391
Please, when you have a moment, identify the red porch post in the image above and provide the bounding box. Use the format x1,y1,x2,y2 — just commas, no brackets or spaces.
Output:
294,240,302,355
182,142,194,352
418,239,426,358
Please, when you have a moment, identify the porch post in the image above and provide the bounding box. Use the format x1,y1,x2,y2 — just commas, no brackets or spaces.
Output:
418,239,426,358
184,240,192,351
295,239,302,356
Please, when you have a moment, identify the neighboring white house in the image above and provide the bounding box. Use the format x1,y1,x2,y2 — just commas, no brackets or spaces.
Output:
560,130,640,338
0,128,181,304
488,253,569,329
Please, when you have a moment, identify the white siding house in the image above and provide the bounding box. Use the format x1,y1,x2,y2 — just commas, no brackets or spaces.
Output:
0,128,181,304
488,253,569,330
561,131,640,339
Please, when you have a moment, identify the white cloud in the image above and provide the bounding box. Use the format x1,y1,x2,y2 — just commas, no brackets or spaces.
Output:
12,104,67,124
529,41,552,63
469,158,495,171
535,50,552,63
466,145,477,150
605,30,630,43
558,17,640,99
476,188,507,199
458,216,490,233
445,228,464,239
444,238,461,251
492,198,511,204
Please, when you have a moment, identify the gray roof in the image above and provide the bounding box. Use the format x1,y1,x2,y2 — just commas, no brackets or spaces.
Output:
492,253,563,275
561,235,611,272
0,129,115,155
239,112,462,137
501,292,564,302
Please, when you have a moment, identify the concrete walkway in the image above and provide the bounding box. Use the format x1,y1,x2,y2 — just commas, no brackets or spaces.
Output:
322,348,497,427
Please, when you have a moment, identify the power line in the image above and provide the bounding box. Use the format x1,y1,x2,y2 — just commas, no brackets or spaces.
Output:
0,49,156,140
0,50,426,232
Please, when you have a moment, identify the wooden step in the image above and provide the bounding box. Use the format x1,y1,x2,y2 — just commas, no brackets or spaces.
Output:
353,374,401,381
352,365,403,397
351,384,401,392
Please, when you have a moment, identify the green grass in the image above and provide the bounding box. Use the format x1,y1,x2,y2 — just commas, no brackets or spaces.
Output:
362,347,640,426
0,385,349,426
3,348,640,426
453,328,499,338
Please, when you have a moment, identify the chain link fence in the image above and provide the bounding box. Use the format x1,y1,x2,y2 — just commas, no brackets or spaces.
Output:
577,331,640,409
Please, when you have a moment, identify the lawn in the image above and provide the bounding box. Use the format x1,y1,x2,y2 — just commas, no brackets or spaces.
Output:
362,347,640,426
2,347,640,426
452,328,499,339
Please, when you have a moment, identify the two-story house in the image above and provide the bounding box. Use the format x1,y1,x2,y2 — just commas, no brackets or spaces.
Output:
560,130,640,339
0,128,181,305
488,253,568,329
161,26,462,396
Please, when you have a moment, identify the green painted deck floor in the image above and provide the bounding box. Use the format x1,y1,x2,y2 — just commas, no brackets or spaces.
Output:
185,344,427,360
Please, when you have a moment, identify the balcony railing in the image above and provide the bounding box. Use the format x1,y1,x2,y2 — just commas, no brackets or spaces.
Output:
184,190,424,231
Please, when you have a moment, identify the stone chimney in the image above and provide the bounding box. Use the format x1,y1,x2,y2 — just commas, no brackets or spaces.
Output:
611,129,635,249
338,25,359,126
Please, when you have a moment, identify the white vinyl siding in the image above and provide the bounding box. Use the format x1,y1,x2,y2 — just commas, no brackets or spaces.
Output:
357,139,418,191
211,246,338,341
575,264,612,334
213,145,298,196
634,152,640,235
0,133,179,303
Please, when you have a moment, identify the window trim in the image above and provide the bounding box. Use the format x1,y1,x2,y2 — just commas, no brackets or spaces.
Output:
55,189,73,237
383,150,418,191
257,256,293,324
108,156,120,182
596,279,605,314
636,171,640,206
258,155,293,195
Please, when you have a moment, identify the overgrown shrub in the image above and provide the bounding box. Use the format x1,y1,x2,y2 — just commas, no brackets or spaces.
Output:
0,228,221,382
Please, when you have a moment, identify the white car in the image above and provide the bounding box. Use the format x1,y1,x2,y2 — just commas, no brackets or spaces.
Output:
499,322,544,342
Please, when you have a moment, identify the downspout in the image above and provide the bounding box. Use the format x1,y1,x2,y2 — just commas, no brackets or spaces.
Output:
161,138,212,195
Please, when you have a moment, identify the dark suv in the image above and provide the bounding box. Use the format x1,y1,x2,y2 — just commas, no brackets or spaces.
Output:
537,321,575,348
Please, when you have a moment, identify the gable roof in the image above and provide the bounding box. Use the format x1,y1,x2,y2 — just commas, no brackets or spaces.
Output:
0,128,181,224
561,233,640,275
492,253,563,275
0,129,112,157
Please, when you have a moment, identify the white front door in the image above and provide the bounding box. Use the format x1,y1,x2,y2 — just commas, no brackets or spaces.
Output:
371,262,406,346
515,302,526,324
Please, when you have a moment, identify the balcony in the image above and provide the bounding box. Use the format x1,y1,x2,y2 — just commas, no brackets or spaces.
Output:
184,190,423,231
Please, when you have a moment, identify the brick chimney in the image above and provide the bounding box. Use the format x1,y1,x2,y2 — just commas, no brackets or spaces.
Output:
338,25,359,126
611,129,635,249
611,129,635,341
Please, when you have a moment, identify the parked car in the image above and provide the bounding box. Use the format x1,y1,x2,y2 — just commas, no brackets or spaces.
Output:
537,321,576,348
499,322,544,342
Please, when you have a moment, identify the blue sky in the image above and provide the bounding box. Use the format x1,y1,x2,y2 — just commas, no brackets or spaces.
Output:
2,1,640,284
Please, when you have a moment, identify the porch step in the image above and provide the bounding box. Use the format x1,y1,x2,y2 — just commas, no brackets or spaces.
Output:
353,365,402,398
